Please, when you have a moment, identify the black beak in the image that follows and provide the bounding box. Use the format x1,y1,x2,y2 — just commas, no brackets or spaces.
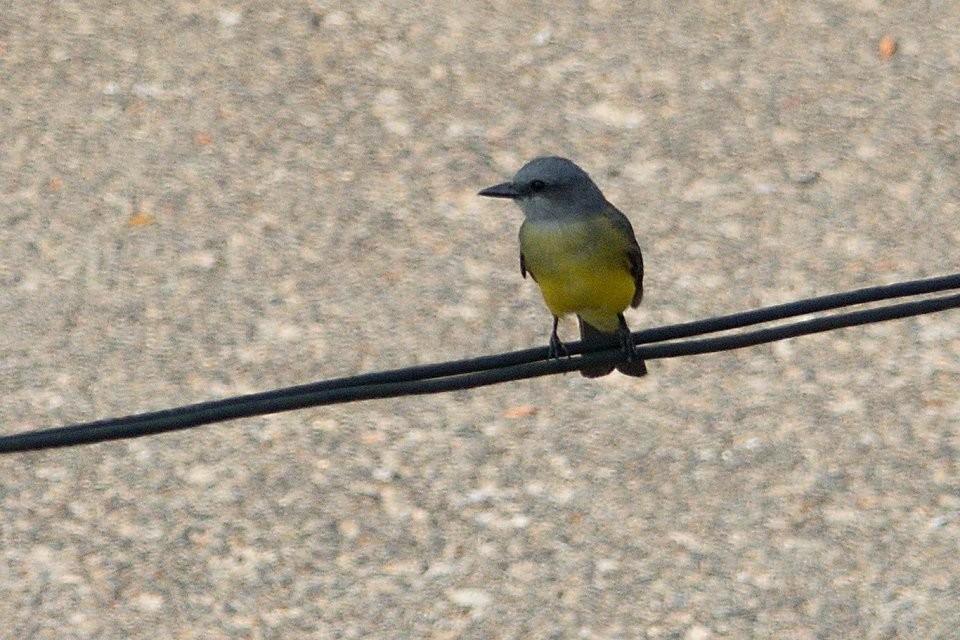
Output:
477,181,519,199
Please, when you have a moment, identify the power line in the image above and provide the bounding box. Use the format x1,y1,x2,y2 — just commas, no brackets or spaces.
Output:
2,273,959,454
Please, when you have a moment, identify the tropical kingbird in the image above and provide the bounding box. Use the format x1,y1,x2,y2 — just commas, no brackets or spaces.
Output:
478,156,647,378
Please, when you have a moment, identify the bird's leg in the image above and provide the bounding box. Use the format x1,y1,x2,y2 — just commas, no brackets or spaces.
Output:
617,313,638,361
548,316,569,359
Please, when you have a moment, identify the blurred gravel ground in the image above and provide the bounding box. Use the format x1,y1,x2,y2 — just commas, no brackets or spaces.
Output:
1,2,959,638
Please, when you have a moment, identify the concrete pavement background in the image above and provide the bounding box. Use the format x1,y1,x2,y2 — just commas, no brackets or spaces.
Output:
2,2,959,638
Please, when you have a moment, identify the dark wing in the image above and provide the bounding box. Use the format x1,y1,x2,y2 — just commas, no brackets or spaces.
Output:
605,203,644,307
627,245,643,307
519,252,539,282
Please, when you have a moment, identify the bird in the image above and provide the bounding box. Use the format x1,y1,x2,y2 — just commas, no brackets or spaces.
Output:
478,156,647,377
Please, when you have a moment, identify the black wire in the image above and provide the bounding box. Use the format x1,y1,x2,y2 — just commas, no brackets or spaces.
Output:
3,274,959,454
638,272,960,344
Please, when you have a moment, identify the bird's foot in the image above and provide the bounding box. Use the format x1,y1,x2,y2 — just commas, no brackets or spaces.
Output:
549,331,570,359
615,313,648,377
549,317,569,360
617,314,638,361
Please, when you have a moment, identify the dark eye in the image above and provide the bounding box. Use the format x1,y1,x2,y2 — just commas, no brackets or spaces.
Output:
529,179,546,193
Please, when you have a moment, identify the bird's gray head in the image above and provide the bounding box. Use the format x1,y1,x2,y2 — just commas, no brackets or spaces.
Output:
478,156,607,221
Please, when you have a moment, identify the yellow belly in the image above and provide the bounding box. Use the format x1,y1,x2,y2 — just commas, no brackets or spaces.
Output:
519,215,636,333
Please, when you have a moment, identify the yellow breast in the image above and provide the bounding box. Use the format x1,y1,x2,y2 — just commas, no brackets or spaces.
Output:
519,214,636,332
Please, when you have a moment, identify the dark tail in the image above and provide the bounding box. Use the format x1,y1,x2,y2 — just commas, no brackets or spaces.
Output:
577,317,648,378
